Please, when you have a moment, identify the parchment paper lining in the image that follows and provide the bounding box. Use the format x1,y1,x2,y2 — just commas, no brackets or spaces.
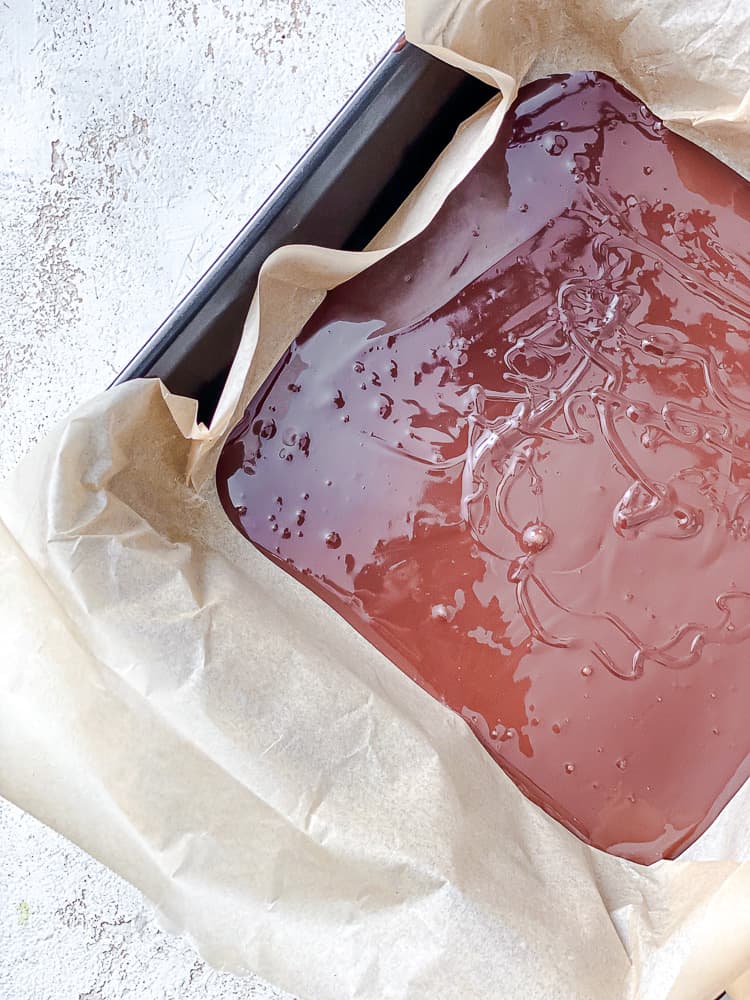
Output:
2,3,750,997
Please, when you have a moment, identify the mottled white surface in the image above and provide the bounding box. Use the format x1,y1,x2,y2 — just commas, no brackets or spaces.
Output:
0,1,402,996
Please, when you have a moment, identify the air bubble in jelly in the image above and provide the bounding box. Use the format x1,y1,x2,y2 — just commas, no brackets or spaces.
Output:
521,522,553,553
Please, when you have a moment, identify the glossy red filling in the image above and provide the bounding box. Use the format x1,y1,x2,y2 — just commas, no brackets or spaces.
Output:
218,72,750,863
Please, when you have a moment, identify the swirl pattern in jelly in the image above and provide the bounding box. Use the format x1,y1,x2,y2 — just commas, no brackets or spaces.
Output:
218,72,750,864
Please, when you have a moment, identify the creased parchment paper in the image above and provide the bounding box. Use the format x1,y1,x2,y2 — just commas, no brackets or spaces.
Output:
2,2,750,998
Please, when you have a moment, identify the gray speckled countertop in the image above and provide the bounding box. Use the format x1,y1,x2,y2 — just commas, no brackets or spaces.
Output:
0,2,401,996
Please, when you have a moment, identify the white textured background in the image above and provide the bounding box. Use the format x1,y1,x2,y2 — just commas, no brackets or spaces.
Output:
0,2,402,996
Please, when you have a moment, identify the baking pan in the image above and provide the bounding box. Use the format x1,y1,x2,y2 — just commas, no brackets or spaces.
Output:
114,41,493,418
112,40,732,1000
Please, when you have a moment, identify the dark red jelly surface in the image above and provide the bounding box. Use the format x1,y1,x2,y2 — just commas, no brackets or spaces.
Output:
217,72,750,864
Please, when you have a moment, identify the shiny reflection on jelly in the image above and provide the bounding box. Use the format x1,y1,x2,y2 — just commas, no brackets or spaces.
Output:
218,72,750,865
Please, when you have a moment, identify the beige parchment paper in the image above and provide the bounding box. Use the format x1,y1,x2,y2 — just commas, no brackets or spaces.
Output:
2,2,750,998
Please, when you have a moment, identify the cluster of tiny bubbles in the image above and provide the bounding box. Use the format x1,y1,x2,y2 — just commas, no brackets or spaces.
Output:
489,723,517,742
